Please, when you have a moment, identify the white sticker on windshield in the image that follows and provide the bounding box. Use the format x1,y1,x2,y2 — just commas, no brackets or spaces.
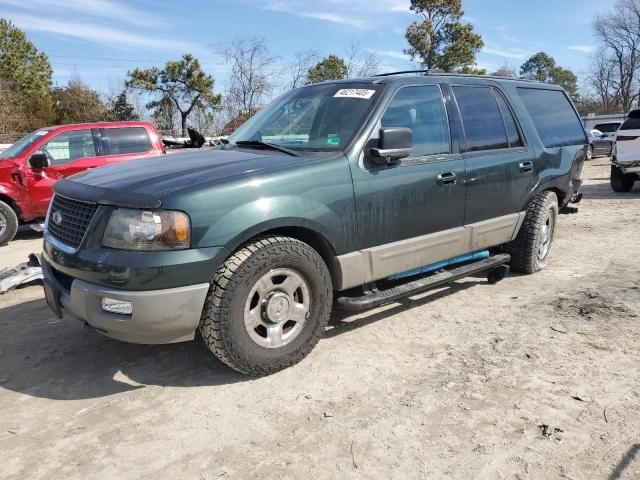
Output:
334,89,376,100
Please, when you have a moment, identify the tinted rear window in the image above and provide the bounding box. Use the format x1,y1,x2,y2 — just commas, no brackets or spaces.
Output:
453,86,509,152
101,127,151,155
595,123,621,133
517,88,586,148
620,113,640,131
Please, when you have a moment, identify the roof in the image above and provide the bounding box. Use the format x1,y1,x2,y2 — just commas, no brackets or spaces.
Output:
315,72,560,90
46,121,155,131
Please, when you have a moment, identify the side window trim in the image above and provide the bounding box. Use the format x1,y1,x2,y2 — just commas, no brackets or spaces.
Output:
370,83,454,167
451,83,528,156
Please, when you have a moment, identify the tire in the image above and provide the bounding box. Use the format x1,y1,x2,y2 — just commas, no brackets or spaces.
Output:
0,200,19,247
611,165,635,193
199,236,332,375
586,145,593,161
505,191,558,274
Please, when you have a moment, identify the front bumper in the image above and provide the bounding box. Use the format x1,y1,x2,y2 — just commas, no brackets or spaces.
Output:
41,257,210,344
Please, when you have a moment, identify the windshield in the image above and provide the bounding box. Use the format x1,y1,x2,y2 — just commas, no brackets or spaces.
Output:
0,129,51,159
227,83,384,152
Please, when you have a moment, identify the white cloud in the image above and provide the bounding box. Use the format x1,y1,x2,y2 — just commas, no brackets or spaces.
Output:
263,0,411,30
372,49,411,61
568,45,596,54
482,46,531,60
7,13,202,52
0,0,165,28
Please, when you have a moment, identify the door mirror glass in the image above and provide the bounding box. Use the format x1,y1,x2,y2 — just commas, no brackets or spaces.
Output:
369,127,413,165
28,153,50,169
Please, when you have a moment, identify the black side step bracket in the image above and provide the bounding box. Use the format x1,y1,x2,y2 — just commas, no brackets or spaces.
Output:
335,253,511,312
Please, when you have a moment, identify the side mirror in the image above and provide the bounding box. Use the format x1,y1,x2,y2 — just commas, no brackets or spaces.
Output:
29,153,49,169
369,127,412,165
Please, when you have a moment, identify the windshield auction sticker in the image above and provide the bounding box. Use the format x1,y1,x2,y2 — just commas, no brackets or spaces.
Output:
334,89,376,100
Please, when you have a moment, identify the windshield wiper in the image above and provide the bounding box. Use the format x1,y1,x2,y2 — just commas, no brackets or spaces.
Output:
234,140,300,157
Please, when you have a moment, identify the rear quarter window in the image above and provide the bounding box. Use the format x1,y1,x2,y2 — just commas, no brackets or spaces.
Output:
100,127,151,155
517,88,586,148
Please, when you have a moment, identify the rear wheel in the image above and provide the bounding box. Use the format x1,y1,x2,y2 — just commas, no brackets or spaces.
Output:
505,191,558,274
0,200,19,247
199,236,332,375
611,165,635,192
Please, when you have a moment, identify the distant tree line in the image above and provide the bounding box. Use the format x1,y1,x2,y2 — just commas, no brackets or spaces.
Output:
3,0,637,138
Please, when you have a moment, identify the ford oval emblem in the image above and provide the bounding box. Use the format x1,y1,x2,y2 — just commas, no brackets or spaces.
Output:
52,211,63,226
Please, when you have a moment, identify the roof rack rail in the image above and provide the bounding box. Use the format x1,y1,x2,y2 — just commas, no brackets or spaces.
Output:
375,70,430,77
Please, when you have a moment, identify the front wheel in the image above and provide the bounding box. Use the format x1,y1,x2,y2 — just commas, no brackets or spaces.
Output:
505,191,558,274
586,145,593,161
611,165,635,192
0,200,19,247
199,236,332,375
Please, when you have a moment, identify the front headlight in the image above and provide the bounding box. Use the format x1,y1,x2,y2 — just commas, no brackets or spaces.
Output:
102,208,190,251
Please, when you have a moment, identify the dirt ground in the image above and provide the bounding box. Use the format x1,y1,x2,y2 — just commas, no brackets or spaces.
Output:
0,157,639,480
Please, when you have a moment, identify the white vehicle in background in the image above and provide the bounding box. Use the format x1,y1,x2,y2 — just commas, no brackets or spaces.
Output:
611,111,640,192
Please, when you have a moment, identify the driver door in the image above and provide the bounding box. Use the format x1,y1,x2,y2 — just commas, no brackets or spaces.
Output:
25,129,103,217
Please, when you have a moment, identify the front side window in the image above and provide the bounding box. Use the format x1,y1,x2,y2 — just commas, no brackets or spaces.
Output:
517,88,586,148
381,85,450,157
453,86,509,152
38,130,96,165
101,127,151,155
228,83,383,151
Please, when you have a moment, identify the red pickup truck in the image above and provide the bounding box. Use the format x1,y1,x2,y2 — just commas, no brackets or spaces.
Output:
0,121,165,245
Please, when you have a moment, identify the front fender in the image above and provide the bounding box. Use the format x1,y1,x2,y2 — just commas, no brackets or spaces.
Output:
198,195,346,253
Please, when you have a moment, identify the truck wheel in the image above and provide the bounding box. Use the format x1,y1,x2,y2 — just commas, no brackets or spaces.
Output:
0,200,19,247
611,165,635,192
199,236,332,375
505,191,558,274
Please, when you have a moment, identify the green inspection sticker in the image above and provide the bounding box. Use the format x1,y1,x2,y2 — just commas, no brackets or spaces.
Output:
327,134,340,146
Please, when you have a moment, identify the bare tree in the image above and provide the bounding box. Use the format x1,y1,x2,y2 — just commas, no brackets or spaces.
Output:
284,49,320,90
344,41,381,78
593,0,640,112
214,38,278,117
589,50,619,112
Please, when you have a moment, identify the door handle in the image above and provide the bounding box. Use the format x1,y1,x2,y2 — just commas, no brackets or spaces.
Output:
436,172,457,186
519,161,534,173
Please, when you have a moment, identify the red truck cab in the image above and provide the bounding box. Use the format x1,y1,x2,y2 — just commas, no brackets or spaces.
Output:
0,121,165,245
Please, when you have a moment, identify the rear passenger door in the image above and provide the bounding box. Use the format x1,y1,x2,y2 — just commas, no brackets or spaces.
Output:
451,85,535,224
98,127,154,164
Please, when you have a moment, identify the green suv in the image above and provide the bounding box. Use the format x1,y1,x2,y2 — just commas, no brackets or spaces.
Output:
41,73,587,375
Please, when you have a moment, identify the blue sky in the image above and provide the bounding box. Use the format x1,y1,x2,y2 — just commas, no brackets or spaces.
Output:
0,0,606,95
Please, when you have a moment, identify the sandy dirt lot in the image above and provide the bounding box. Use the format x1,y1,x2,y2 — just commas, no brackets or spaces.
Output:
0,157,639,480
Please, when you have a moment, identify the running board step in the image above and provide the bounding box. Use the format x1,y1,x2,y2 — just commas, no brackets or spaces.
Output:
335,253,511,311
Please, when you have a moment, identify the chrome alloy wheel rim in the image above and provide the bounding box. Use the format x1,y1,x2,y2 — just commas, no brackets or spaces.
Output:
0,211,6,238
537,212,555,261
244,268,311,349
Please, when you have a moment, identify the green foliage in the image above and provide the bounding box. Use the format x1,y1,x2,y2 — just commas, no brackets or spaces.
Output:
51,79,109,125
520,52,578,96
404,0,483,71
126,54,221,136
108,90,138,121
306,55,348,84
0,18,54,133
0,18,52,95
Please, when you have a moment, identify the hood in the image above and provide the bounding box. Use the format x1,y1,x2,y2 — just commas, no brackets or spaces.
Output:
54,149,306,209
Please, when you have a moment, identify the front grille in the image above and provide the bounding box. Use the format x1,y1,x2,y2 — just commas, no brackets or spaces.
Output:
47,195,98,249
